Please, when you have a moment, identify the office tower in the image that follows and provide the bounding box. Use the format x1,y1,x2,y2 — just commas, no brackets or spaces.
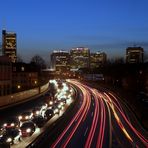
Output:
51,50,70,72
70,47,90,69
2,30,17,63
126,46,144,63
90,51,107,68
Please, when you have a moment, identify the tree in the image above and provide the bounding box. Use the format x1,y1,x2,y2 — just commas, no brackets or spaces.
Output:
30,55,46,69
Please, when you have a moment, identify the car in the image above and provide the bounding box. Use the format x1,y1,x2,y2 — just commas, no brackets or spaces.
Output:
38,102,48,110
32,107,42,117
32,115,46,128
0,128,3,135
2,117,20,129
20,121,36,137
37,102,48,116
0,128,21,145
18,111,33,122
44,109,54,120
60,98,67,105
48,101,54,108
52,106,60,115
54,102,63,110
57,100,66,108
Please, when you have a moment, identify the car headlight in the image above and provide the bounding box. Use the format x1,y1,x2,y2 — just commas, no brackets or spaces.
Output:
42,106,46,109
54,109,59,114
3,123,7,127
36,111,40,115
18,116,22,120
25,116,29,119
26,128,31,133
11,123,15,127
58,104,61,108
6,137,12,143
49,101,53,105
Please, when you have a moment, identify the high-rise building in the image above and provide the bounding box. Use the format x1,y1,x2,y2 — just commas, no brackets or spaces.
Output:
70,47,90,69
50,50,70,72
2,30,17,63
126,47,144,63
90,51,107,68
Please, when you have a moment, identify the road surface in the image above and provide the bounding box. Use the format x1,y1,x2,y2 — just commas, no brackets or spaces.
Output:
32,80,148,148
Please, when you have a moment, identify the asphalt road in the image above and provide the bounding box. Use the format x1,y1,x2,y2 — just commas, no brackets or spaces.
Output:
34,80,148,148
0,85,74,148
2,80,147,148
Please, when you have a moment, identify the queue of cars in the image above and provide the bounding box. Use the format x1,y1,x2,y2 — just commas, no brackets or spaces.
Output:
0,98,69,147
0,80,73,147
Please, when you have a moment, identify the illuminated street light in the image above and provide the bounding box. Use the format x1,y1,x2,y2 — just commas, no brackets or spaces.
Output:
17,85,21,89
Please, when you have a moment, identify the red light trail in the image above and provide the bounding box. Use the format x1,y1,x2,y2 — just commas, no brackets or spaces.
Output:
50,80,148,148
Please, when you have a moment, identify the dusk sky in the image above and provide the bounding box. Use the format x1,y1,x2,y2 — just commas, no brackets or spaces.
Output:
0,0,148,62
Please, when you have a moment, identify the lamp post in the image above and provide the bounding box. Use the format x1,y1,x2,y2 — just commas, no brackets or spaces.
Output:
34,80,37,85
17,85,21,92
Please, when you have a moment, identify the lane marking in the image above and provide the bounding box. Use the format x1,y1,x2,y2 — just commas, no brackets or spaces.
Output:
84,127,89,136
93,103,94,106
91,112,94,117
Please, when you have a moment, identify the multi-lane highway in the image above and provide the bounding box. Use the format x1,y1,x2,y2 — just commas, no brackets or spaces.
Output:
0,80,74,148
1,79,147,148
33,79,148,148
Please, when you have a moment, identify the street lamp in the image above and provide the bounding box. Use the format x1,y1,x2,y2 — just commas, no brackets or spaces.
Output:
17,85,21,89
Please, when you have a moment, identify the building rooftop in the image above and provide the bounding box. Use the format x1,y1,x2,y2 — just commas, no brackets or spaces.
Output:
53,50,69,53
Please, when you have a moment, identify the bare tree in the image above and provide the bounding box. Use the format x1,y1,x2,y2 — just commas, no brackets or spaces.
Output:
30,55,46,69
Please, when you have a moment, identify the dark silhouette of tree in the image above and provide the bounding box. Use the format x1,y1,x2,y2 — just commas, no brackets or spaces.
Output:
114,57,125,64
30,55,46,69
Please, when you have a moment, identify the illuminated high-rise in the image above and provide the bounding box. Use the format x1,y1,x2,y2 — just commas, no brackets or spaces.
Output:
90,51,107,68
70,47,90,69
126,46,144,63
51,50,70,72
2,30,17,63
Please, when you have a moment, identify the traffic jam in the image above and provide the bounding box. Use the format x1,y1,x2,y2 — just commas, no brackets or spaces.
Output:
0,80,74,147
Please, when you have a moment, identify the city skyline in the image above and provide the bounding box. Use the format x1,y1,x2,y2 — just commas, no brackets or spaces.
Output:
0,0,148,62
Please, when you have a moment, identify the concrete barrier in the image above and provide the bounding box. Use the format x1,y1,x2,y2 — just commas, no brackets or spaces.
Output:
40,83,49,93
0,83,49,108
